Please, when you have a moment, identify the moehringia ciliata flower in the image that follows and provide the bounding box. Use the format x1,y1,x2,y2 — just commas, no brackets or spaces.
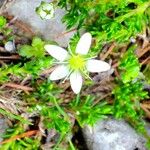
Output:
44,33,111,94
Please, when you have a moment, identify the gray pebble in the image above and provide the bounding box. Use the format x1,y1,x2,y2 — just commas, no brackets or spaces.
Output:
83,118,147,150
4,0,75,47
4,41,15,52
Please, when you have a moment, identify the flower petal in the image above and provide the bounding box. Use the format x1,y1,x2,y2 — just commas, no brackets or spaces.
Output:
86,59,111,73
75,32,92,55
40,11,47,18
43,4,53,11
70,71,83,94
49,65,69,80
44,45,69,61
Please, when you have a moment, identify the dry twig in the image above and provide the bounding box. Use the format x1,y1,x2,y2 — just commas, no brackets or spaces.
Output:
56,28,77,39
0,130,39,144
0,55,20,60
101,43,116,60
136,45,150,58
3,83,34,92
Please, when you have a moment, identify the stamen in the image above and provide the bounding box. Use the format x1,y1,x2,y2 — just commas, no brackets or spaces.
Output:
68,44,74,56
69,55,85,70
81,69,92,80
62,69,73,83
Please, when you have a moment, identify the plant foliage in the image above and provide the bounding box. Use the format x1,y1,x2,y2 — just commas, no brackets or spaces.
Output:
70,95,112,126
0,124,40,150
58,0,150,49
119,46,140,83
0,0,150,148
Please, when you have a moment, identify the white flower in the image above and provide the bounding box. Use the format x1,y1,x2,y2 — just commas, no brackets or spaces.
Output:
36,1,54,20
44,33,111,94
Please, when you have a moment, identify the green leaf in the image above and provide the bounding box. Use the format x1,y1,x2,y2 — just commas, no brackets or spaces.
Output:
19,45,33,58
0,108,30,124
70,96,112,126
31,37,44,47
19,37,45,58
0,16,7,28
119,46,140,83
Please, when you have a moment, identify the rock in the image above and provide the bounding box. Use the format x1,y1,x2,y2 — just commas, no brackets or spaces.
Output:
83,118,147,150
4,41,15,52
0,0,5,8
0,118,8,142
4,0,75,47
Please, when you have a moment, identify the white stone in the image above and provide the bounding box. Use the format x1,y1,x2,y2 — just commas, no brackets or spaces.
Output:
83,118,147,150
4,41,15,52
5,0,75,47
0,118,8,142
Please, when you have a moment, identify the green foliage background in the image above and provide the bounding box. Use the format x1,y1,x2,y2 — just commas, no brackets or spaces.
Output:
0,0,150,149
59,0,150,50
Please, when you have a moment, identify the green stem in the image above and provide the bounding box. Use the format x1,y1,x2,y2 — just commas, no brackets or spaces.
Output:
68,138,76,150
53,98,70,121
0,108,30,124
115,1,150,23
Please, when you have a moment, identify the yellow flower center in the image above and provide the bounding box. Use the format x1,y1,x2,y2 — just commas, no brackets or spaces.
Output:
69,55,85,70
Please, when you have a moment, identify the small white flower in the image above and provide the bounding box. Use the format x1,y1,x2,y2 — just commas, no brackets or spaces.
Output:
44,33,111,94
36,1,54,20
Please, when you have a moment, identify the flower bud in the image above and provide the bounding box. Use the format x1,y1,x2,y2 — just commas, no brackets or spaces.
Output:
36,1,55,20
